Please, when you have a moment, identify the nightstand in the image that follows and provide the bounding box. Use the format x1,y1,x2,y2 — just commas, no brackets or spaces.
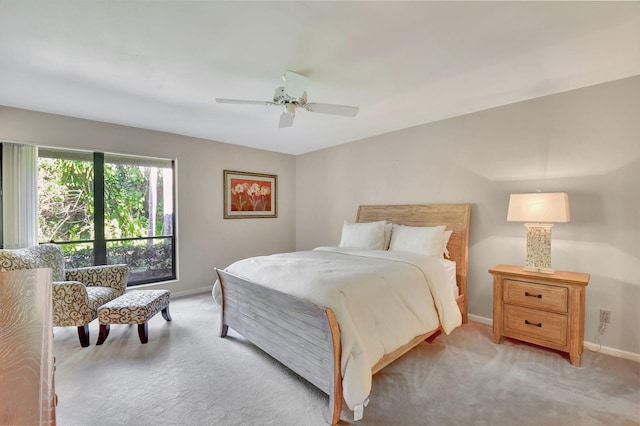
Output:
489,264,590,366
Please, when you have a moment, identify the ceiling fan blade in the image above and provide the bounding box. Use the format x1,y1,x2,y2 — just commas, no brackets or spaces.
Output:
306,102,359,117
283,71,309,98
215,98,276,106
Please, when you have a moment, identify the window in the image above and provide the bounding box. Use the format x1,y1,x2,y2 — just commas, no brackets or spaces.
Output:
38,148,176,285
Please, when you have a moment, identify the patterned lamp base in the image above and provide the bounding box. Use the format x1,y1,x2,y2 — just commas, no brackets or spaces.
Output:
523,223,555,274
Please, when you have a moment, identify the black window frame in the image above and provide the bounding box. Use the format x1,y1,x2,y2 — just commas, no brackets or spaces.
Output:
38,149,177,286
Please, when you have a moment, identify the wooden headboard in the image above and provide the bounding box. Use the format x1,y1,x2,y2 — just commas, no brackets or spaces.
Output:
356,204,471,322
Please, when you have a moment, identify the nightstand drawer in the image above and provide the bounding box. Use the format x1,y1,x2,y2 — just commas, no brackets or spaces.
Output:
503,279,568,313
503,305,567,346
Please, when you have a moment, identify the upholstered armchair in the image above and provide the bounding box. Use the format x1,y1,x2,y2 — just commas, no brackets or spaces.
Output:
0,244,129,347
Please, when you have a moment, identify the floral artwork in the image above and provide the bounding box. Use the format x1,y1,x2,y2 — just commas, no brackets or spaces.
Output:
224,170,277,218
230,179,272,212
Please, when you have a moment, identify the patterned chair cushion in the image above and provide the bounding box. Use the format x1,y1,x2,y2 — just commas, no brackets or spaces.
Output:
66,264,129,294
87,286,122,316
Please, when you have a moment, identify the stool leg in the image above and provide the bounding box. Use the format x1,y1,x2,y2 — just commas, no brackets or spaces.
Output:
96,324,110,345
161,305,172,321
138,322,149,344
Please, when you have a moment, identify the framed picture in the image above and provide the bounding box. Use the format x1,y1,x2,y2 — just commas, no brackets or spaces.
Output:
224,170,278,219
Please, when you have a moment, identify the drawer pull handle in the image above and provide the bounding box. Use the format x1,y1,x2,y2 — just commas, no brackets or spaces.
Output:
525,320,542,328
525,292,542,299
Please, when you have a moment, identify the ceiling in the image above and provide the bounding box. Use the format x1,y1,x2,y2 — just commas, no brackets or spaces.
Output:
1,2,639,155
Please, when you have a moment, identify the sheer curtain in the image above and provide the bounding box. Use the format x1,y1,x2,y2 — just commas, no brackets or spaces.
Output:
2,143,38,248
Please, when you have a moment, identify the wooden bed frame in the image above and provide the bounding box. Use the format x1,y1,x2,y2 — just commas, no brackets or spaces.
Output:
215,203,471,424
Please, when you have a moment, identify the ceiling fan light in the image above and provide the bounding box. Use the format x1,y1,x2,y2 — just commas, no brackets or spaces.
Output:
284,103,296,115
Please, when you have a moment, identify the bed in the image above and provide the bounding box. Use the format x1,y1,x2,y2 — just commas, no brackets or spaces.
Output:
213,203,470,424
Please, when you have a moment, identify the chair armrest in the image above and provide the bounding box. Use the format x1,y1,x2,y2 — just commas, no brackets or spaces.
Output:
52,281,93,326
65,264,129,295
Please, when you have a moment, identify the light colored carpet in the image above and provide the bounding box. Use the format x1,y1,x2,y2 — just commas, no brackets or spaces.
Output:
53,292,640,426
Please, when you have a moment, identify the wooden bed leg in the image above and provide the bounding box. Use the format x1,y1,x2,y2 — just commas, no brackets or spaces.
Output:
329,385,341,425
219,323,228,338
425,329,442,344
461,297,468,324
326,308,342,425
216,269,228,339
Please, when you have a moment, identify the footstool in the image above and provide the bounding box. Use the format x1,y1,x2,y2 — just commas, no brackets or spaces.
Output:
96,289,171,345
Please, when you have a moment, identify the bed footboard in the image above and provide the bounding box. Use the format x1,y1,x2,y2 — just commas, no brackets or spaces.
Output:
215,269,342,425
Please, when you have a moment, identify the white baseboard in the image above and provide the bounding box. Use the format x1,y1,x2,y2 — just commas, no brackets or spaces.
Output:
582,341,640,363
467,314,640,363
468,313,492,326
171,286,212,298
130,281,212,298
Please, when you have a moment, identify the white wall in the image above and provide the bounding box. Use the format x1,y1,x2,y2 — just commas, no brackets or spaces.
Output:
295,76,640,355
2,77,637,355
0,107,297,296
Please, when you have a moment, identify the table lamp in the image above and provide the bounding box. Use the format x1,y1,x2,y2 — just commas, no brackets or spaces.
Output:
507,192,570,274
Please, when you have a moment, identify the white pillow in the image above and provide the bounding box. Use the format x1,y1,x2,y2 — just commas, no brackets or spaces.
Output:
442,229,453,258
339,220,386,250
389,224,446,256
384,222,393,250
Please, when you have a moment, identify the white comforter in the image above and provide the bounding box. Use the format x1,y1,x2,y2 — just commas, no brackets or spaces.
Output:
212,247,462,412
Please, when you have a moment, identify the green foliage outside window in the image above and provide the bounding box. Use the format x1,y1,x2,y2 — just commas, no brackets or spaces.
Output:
38,159,170,242
38,158,95,242
38,152,175,285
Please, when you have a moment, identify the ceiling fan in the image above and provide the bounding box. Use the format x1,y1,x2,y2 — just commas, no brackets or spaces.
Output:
215,71,359,128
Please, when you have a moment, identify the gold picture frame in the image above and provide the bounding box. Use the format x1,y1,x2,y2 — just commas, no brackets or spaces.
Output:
223,170,278,219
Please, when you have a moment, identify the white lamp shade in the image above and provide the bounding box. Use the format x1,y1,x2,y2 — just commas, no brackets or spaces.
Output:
507,192,570,223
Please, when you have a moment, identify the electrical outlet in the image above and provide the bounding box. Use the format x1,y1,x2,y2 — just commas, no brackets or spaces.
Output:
599,309,611,324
